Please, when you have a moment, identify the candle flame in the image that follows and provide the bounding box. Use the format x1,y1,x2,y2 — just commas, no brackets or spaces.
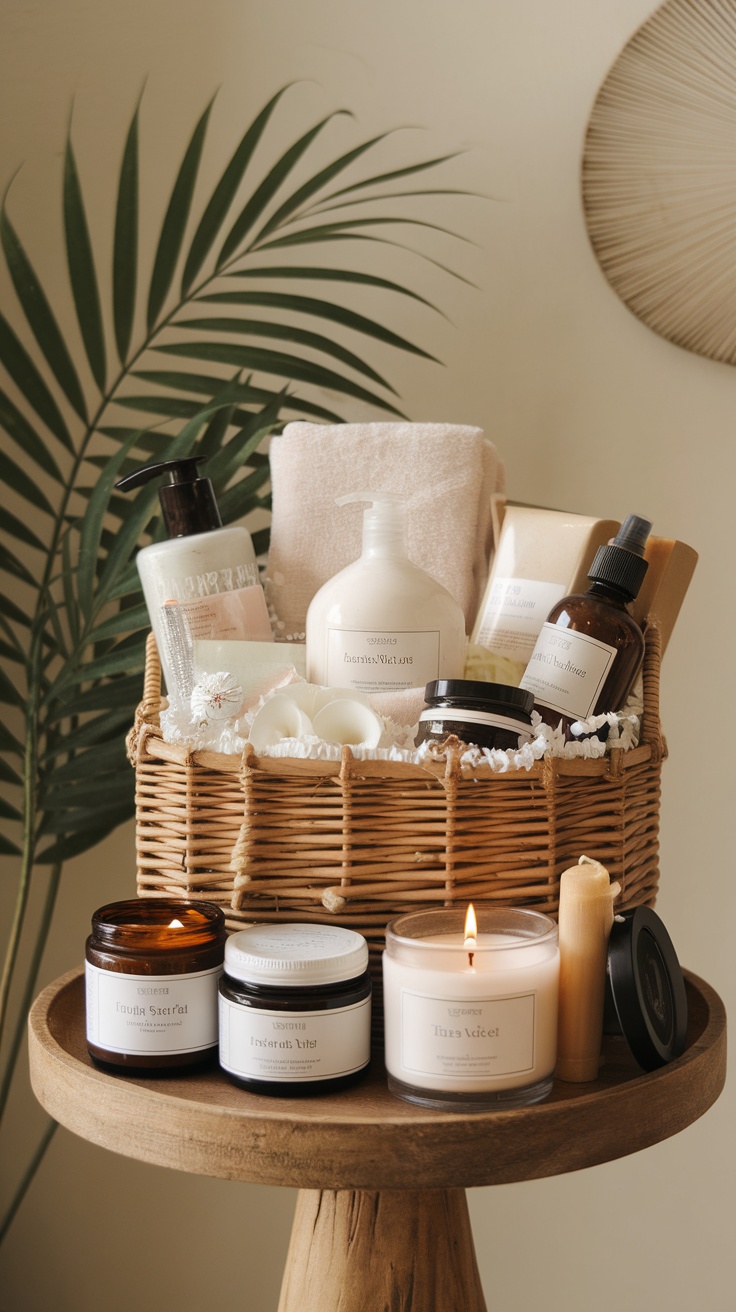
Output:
464,902,477,946
168,918,184,929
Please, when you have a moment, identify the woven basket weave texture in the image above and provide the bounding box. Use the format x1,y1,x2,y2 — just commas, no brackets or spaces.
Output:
129,630,666,1003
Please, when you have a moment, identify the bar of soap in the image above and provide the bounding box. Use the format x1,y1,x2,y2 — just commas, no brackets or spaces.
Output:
631,537,698,656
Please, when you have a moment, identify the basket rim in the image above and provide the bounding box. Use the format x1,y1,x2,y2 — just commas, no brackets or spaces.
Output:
134,728,661,781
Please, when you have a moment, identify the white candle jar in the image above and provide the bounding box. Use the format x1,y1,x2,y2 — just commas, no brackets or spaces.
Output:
383,907,559,1110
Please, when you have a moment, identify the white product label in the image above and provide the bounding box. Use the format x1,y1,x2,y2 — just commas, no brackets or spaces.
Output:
399,989,535,1080
85,963,221,1056
326,628,440,695
417,707,530,738
519,622,617,720
156,560,259,606
219,996,371,1083
180,584,272,642
475,577,567,661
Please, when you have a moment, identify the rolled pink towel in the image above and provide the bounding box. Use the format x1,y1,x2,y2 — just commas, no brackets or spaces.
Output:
265,421,504,638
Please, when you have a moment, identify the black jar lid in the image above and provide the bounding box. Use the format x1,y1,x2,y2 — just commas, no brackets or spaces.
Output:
605,907,688,1071
424,680,535,717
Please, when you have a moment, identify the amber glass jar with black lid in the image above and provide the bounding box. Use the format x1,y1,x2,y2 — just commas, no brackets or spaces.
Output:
415,680,534,751
85,899,225,1074
219,924,372,1095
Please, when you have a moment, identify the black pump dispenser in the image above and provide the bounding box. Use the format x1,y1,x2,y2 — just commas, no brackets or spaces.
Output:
587,514,652,601
116,458,222,539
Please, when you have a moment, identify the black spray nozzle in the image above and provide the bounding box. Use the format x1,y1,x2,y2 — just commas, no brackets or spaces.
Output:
588,512,652,601
612,514,652,558
115,457,221,539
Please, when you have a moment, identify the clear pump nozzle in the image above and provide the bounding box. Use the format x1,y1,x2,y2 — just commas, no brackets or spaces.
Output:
335,490,408,557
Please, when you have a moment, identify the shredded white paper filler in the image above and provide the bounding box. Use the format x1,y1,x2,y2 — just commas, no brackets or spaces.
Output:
160,670,642,770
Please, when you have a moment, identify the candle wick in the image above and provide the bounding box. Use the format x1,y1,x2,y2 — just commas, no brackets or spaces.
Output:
468,950,474,968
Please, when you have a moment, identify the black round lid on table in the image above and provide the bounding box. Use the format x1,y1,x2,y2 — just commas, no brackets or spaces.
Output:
606,906,688,1071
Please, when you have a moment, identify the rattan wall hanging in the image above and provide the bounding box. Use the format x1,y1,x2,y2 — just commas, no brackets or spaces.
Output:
583,0,736,364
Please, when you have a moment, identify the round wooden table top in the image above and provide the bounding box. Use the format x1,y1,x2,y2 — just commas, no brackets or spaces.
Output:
29,966,726,1192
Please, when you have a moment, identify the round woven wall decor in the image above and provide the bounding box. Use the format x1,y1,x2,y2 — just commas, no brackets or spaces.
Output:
583,0,736,363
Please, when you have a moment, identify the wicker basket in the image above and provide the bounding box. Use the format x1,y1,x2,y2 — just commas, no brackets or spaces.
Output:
129,629,667,1014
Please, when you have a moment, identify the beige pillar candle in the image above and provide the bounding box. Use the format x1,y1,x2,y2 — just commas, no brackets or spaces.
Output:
556,855,620,1083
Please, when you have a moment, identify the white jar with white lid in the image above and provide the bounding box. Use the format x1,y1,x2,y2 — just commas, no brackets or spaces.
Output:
218,924,372,1093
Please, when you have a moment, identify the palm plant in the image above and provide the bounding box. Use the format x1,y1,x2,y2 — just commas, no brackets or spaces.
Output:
0,83,470,1240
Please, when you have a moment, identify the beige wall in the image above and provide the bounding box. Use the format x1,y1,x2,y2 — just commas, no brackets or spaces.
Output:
0,1,733,1309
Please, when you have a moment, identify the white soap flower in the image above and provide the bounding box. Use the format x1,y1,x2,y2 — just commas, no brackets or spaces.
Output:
191,671,245,722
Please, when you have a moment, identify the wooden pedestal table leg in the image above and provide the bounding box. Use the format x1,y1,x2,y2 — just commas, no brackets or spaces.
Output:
278,1187,487,1312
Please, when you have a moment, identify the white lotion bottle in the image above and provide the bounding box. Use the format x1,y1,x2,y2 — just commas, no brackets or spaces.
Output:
306,491,466,695
117,457,273,701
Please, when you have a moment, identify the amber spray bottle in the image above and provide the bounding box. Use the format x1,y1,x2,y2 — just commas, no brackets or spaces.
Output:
519,514,651,735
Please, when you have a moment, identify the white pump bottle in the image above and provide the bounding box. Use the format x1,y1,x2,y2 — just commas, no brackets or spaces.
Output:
117,456,273,701
306,491,466,695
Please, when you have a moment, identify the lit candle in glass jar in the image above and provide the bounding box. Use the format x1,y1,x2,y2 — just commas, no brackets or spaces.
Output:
85,899,226,1073
382,904,559,1110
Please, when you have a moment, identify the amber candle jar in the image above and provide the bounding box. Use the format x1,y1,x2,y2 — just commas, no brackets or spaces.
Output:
85,899,226,1073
